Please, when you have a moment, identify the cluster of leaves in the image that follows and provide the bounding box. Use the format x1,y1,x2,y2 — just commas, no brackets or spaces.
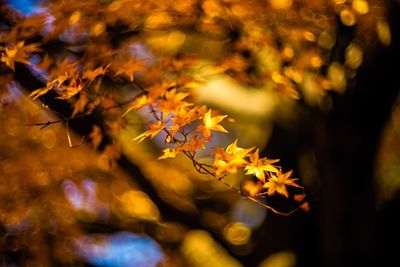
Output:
125,86,302,200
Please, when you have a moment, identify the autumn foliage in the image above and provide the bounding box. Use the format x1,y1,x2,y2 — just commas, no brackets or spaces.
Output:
0,0,394,265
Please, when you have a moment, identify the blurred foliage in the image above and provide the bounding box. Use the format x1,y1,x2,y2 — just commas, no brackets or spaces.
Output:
375,100,400,204
0,89,166,265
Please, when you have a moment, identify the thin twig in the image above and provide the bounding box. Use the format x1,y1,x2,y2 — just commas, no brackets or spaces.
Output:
66,120,85,148
25,113,89,129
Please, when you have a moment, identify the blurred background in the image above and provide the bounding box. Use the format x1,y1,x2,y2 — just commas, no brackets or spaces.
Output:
1,0,400,266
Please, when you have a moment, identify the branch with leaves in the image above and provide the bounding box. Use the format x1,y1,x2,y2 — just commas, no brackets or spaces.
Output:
124,80,307,215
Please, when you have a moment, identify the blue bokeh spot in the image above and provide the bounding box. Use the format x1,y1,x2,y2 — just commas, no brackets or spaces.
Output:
77,232,164,267
6,0,44,15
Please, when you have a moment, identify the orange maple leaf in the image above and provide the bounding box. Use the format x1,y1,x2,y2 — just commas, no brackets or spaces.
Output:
0,41,40,70
213,139,254,176
178,135,207,153
157,89,191,114
53,71,84,99
83,65,109,83
242,180,263,197
114,58,145,81
168,106,198,137
71,93,89,117
133,120,166,143
263,170,302,198
30,66,84,100
89,125,103,149
28,80,55,100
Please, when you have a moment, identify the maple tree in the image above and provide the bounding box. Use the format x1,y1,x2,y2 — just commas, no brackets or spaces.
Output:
0,0,399,266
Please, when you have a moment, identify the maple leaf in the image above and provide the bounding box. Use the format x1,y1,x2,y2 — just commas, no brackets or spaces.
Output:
0,41,40,70
147,81,176,100
157,88,191,114
263,170,302,198
31,64,84,100
133,120,166,143
122,94,149,117
158,148,178,160
106,117,127,134
89,125,103,149
242,180,263,197
213,139,254,176
197,109,228,138
102,144,121,169
178,135,207,153
50,59,77,77
28,80,55,100
36,54,53,71
169,106,198,137
293,194,310,212
114,58,145,81
83,65,109,84
245,149,279,182
71,93,89,117
55,74,84,99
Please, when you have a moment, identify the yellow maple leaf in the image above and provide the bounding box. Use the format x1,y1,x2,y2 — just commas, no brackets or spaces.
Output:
263,170,302,198
122,94,149,117
158,148,178,160
0,41,40,70
245,149,279,182
147,81,175,100
169,106,198,137
213,139,254,176
157,89,191,114
197,109,228,138
242,180,263,197
133,120,166,143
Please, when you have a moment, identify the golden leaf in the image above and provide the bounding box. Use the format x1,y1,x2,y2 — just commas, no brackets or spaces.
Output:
114,58,145,81
158,148,178,160
28,81,55,100
242,180,263,197
263,170,302,198
245,149,279,181
178,135,207,153
213,139,254,176
122,95,149,117
197,109,228,138
0,41,40,70
157,89,191,114
133,120,166,143
83,65,109,83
